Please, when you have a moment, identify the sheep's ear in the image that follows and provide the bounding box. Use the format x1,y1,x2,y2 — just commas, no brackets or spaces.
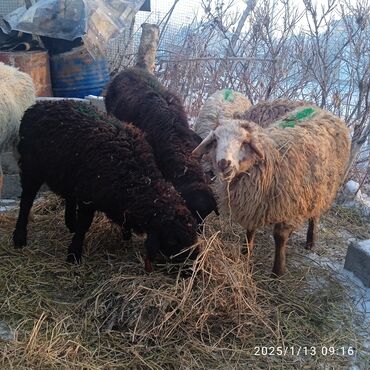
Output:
192,131,216,158
250,137,265,160
240,121,252,131
240,122,265,160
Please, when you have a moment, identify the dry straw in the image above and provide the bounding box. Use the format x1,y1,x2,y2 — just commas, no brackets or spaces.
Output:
0,193,369,369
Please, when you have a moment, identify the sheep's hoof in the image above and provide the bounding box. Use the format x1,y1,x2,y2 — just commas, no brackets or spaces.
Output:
270,269,285,279
305,242,314,250
122,229,132,241
66,253,82,264
66,223,76,234
13,231,27,249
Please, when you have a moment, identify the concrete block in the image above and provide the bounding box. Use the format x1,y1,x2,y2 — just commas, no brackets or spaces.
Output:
36,96,106,112
2,151,19,174
344,239,370,288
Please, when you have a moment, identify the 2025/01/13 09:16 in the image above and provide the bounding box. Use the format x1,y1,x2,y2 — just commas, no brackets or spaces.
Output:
253,346,356,356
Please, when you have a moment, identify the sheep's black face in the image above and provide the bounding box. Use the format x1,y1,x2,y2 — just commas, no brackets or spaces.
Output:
145,216,198,265
159,217,198,261
181,186,219,226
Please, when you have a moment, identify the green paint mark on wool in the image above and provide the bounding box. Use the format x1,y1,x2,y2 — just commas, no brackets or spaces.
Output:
279,107,316,128
73,102,122,129
223,89,234,102
291,107,315,121
280,120,296,128
74,102,101,121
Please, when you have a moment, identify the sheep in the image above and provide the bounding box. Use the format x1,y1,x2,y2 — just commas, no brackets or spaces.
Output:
192,89,251,180
0,62,36,197
194,97,305,180
193,105,351,276
13,100,198,272
194,89,252,139
196,97,307,141
105,67,218,226
235,99,308,127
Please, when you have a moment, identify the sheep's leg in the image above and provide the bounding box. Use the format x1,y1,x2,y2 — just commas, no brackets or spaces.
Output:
272,223,294,277
66,203,94,264
144,233,161,273
246,229,256,253
13,178,42,248
306,217,318,250
65,197,77,233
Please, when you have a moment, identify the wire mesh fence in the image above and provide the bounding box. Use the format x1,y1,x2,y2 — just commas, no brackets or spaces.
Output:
107,0,201,73
0,0,24,16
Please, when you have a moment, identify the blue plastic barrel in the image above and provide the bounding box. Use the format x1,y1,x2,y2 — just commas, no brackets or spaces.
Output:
50,46,109,98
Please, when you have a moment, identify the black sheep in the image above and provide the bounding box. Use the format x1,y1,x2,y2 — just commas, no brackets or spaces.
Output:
105,67,218,225
13,100,198,271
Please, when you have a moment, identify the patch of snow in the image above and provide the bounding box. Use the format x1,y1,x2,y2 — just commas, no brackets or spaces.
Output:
307,252,369,313
307,252,370,357
0,205,16,212
0,199,16,204
358,239,370,254
0,199,17,212
341,181,370,218
85,95,104,101
346,180,361,195
355,192,370,217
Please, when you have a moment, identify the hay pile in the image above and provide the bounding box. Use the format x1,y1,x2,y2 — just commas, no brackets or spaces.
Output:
0,194,369,369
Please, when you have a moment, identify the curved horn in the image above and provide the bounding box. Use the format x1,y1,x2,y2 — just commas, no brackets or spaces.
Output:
192,130,216,158
240,121,253,131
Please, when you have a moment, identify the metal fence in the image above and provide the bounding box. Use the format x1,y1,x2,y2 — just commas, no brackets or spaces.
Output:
107,0,201,72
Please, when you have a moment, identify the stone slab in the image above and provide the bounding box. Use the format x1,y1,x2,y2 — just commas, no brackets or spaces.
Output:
344,239,370,288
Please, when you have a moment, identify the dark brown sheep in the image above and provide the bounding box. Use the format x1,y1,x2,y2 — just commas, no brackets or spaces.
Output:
105,67,218,225
13,100,198,271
